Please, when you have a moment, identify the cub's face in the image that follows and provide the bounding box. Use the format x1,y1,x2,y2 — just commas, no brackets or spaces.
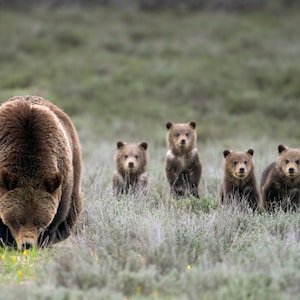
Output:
0,168,62,250
276,144,300,178
115,141,148,174
166,121,196,152
223,149,254,179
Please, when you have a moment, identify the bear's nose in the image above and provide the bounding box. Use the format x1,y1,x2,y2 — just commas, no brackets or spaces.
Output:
288,167,295,173
22,241,33,251
128,162,134,168
180,139,186,145
239,168,245,173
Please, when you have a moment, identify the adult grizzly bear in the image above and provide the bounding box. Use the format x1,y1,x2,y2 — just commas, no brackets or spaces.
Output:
112,141,148,196
220,149,260,210
0,95,83,250
261,144,300,212
165,121,202,199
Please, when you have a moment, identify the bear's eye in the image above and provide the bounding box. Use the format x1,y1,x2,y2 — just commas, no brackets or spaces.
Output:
244,160,248,164
296,160,300,165
233,161,238,166
33,221,45,230
175,133,180,137
285,159,289,164
11,220,19,229
185,133,189,137
135,155,139,159
124,155,128,159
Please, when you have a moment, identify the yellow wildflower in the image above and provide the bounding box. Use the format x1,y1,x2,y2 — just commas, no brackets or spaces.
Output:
23,250,28,256
187,264,192,270
17,270,23,276
136,285,142,293
11,256,17,262
1,254,5,259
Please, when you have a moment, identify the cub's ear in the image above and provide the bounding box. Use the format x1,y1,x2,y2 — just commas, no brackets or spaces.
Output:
139,142,148,151
0,168,18,191
189,121,196,129
166,122,173,130
247,149,254,156
44,173,63,194
117,141,126,149
223,150,231,158
278,144,288,154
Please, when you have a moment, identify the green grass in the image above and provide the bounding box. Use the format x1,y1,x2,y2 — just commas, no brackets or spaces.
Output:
0,5,300,300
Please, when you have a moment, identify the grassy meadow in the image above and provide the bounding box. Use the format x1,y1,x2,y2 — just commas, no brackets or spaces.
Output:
0,4,300,299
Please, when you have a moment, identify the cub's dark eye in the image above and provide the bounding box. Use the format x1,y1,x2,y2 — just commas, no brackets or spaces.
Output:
185,133,189,137
285,159,289,164
175,133,180,137
124,155,128,159
233,161,238,166
296,160,300,165
135,155,139,159
244,160,248,164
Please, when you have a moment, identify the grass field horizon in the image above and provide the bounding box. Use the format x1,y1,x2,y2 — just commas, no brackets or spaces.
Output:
0,5,300,299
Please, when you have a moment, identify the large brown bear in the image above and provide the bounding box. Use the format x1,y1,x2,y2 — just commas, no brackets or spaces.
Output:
221,149,260,210
112,141,148,196
165,121,202,199
261,144,300,212
0,96,83,250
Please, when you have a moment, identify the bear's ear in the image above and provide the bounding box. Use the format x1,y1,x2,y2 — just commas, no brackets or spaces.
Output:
117,141,125,149
44,172,63,194
0,168,18,191
189,121,196,129
223,150,231,158
247,149,254,156
139,142,148,151
166,122,173,130
278,144,288,154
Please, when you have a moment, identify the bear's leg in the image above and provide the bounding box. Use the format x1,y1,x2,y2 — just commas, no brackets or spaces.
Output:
0,220,16,248
113,173,125,196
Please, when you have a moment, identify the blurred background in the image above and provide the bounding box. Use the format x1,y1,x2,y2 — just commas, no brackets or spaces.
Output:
0,0,299,163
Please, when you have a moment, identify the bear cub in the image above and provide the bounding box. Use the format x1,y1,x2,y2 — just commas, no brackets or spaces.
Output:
113,141,148,196
165,121,202,199
221,149,259,210
261,144,300,212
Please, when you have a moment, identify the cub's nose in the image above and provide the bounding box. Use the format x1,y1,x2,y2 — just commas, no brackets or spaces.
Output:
239,168,245,173
180,139,186,145
128,162,134,168
288,167,295,173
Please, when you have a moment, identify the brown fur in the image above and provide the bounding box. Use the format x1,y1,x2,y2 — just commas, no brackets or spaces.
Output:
165,121,202,199
261,144,300,212
0,96,83,250
112,141,148,196
221,149,259,210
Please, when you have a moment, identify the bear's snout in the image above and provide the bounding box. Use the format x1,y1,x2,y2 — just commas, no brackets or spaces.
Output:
16,237,37,251
288,167,295,173
15,230,38,251
180,139,186,145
